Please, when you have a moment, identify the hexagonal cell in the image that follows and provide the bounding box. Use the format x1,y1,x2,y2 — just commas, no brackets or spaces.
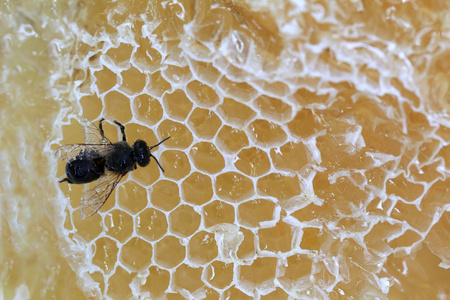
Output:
270,141,309,172
216,125,249,154
259,222,292,253
120,237,153,272
106,43,133,67
190,142,225,174
237,228,256,259
117,180,148,215
188,107,222,139
150,180,180,211
257,173,301,201
288,109,323,139
154,235,186,269
162,65,192,85
158,119,193,149
141,266,170,298
132,94,163,126
94,67,117,94
239,257,277,289
103,90,133,123
204,261,234,289
218,77,258,101
133,41,162,72
163,89,193,120
217,98,256,127
202,200,235,228
186,80,220,107
300,227,322,251
235,147,271,177
247,119,287,147
80,94,102,121
72,212,103,242
254,95,292,122
188,231,218,265
148,71,171,98
278,254,313,286
173,264,204,295
93,237,118,274
169,205,201,238
136,208,168,242
104,209,134,243
107,265,137,299
159,150,191,180
215,172,254,203
181,172,214,206
120,66,146,95
238,199,276,227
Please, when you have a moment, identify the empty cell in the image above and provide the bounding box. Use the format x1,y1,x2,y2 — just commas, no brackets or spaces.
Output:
154,235,186,269
239,257,277,289
148,71,172,98
120,67,146,95
217,98,256,127
190,142,225,174
254,95,292,122
259,222,292,253
106,43,133,68
218,76,258,101
103,90,133,123
257,173,301,201
204,261,234,289
159,150,191,180
247,119,287,147
93,237,118,274
132,94,163,126
287,109,323,139
270,141,309,172
162,65,192,85
188,231,218,265
186,80,220,107
80,94,102,121
238,199,275,227
173,264,204,294
150,180,180,212
136,208,168,242
72,211,103,242
181,172,214,206
189,62,221,85
202,200,235,228
117,180,148,214
188,107,222,139
141,266,170,298
216,125,249,154
278,254,313,284
158,120,193,149
300,227,322,251
291,88,330,106
169,205,201,238
120,237,153,272
133,40,162,72
386,174,425,202
107,266,134,300
163,89,193,120
235,147,271,177
104,209,134,243
215,172,254,203
94,67,117,94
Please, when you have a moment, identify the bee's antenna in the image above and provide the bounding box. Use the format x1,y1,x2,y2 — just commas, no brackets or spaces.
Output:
149,136,170,172
149,136,170,150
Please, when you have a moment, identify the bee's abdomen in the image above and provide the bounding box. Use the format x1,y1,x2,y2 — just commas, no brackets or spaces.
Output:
65,157,105,184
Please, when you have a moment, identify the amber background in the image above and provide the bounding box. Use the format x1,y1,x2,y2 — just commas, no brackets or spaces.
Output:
1,0,450,299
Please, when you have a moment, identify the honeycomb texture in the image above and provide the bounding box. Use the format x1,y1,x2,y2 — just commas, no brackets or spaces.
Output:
54,0,450,299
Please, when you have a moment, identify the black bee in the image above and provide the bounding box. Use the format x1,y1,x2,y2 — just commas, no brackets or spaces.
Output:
56,117,169,218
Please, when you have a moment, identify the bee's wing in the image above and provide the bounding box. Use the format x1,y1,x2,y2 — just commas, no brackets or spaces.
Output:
80,171,124,219
55,143,112,162
79,117,110,144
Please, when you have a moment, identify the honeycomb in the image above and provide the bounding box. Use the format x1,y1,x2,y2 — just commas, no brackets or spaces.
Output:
2,0,450,299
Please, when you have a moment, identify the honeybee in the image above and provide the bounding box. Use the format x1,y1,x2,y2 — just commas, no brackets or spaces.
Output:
56,117,169,218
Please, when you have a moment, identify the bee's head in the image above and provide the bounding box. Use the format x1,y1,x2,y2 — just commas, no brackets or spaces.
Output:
133,140,150,167
133,137,170,170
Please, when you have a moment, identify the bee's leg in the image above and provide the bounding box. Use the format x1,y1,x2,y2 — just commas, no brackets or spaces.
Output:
99,118,106,139
59,177,73,184
114,120,127,141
